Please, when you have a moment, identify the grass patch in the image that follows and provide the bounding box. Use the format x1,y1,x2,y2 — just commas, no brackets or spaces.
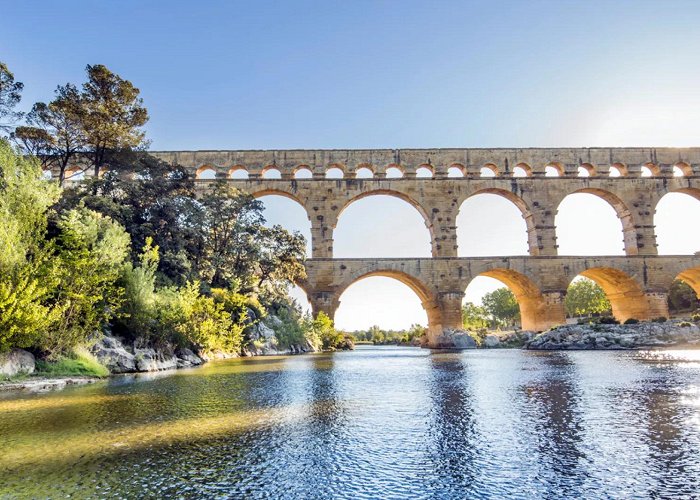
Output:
35,348,109,378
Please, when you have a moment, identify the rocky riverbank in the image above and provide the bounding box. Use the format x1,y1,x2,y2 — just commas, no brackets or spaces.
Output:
524,321,700,350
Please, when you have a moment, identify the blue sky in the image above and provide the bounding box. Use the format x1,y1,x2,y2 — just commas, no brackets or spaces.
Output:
3,0,700,330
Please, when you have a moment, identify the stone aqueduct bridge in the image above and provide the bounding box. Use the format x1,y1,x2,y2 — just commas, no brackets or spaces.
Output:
88,148,700,347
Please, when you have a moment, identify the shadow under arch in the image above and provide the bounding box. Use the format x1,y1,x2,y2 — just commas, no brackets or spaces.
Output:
676,266,700,298
459,188,536,255
332,269,438,329
334,189,434,255
469,268,557,331
558,188,637,255
575,267,650,321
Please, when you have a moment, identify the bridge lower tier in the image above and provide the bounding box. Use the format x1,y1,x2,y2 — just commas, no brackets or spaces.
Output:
299,256,700,348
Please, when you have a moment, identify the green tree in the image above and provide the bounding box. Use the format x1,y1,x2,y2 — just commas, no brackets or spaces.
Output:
565,277,611,318
44,207,130,358
79,64,149,177
668,279,699,313
462,302,489,330
0,62,23,131
482,288,520,327
0,139,60,352
13,83,86,184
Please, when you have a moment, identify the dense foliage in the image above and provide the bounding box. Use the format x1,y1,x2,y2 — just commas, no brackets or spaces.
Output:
565,278,611,318
0,60,328,365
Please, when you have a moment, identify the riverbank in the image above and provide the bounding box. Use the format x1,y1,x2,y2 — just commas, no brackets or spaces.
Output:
524,320,700,350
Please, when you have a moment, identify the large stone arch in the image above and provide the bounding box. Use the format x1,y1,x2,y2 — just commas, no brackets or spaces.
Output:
466,268,562,331
573,267,651,322
458,188,537,255
334,189,435,256
331,269,442,335
556,188,638,255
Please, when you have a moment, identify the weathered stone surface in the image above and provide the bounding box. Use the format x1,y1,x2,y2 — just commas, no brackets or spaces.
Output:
175,348,203,368
92,336,137,373
484,334,501,348
525,322,700,350
433,329,477,349
1,377,98,393
0,349,35,378
134,348,179,372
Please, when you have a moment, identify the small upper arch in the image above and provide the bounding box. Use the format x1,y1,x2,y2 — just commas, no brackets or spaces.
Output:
326,164,345,179
448,163,466,178
261,165,283,179
195,164,218,179
415,164,434,178
228,165,249,179
578,163,596,177
641,162,660,177
354,163,375,179
293,165,313,179
545,161,564,177
673,161,693,177
481,163,499,177
513,162,532,177
385,163,405,178
609,162,628,177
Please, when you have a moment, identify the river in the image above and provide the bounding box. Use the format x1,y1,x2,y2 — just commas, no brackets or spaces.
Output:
2,346,700,498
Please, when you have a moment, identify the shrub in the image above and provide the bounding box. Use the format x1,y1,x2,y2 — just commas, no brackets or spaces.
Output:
35,348,109,377
652,316,668,323
692,313,700,322
598,316,619,325
623,318,639,325
679,321,693,328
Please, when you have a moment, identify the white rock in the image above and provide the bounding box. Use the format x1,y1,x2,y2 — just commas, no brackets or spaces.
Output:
0,349,35,378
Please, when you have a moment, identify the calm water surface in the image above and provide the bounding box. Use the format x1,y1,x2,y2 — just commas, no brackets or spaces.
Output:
2,346,700,498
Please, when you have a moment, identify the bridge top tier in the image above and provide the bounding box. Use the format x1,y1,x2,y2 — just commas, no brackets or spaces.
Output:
146,148,700,178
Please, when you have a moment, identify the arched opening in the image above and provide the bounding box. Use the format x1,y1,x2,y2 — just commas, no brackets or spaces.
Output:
674,162,692,177
667,277,700,318
480,164,498,177
578,163,595,177
464,270,553,331
457,191,530,256
448,165,465,178
334,275,430,333
564,276,611,321
195,166,217,180
545,165,561,177
556,191,632,255
326,167,344,179
609,165,624,177
654,191,700,254
334,192,432,257
675,268,700,314
229,166,249,179
385,166,403,178
573,268,650,322
513,164,531,177
254,193,311,257
416,166,433,178
262,167,282,179
355,166,374,179
293,166,313,179
641,165,654,177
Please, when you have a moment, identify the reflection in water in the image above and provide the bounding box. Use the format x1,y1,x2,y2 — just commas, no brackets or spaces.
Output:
2,347,700,498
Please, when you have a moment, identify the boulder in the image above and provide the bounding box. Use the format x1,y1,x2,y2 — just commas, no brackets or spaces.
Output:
175,348,204,368
483,334,501,348
0,349,35,378
134,348,178,372
433,329,477,349
92,336,136,373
